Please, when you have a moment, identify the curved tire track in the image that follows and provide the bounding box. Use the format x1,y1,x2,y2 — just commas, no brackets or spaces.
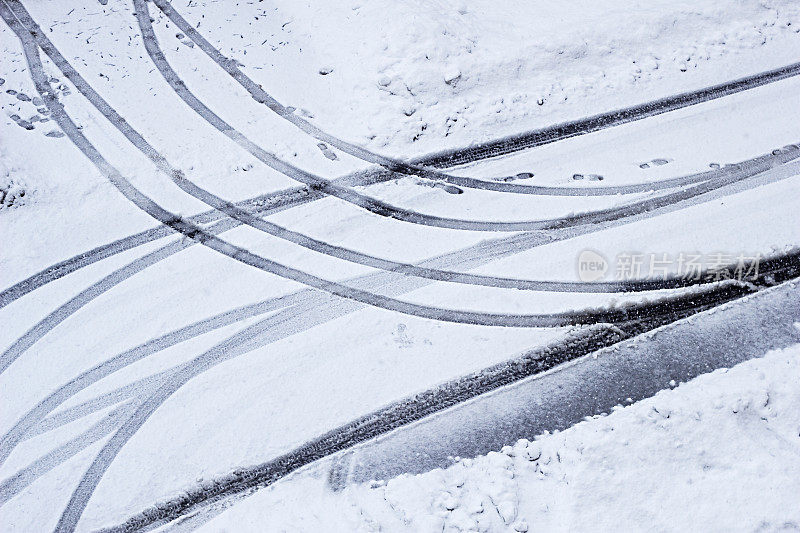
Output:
7,0,747,368
7,9,796,308
7,0,794,380
1,2,800,528
132,0,697,232
3,150,791,482
97,253,800,533
154,0,800,193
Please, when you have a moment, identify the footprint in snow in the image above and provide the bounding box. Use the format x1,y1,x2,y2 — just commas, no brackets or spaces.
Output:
639,157,672,169
495,172,534,182
9,114,34,131
316,142,338,161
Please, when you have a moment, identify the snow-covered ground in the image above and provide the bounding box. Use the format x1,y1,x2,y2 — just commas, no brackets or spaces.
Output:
1,0,799,531
206,341,800,532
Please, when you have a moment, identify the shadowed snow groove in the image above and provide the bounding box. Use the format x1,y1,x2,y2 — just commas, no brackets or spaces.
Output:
154,0,800,192
95,256,800,533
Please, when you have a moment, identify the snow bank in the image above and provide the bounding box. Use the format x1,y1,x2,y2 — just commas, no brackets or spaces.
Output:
341,342,800,532
181,0,800,154
205,342,800,532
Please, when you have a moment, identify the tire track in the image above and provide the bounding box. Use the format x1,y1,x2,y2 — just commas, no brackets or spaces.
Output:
23,373,165,441
21,0,800,285
154,0,800,193
53,287,727,532
96,253,800,533
2,164,792,495
8,0,792,379
7,0,727,314
131,0,675,232
0,400,141,505
0,178,349,310
9,0,733,358
3,4,796,528
3,152,789,485
0,291,304,468
8,4,800,310
7,7,792,310
3,0,735,294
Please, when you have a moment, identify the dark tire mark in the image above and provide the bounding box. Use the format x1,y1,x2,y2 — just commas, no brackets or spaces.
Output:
54,243,800,533
4,153,789,486
8,0,741,369
134,0,681,231
154,0,800,194
7,11,790,309
3,2,796,528
6,0,783,385
98,253,800,533
0,169,380,310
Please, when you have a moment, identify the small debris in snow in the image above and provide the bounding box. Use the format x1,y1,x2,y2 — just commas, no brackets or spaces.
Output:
444,65,461,84
513,519,530,532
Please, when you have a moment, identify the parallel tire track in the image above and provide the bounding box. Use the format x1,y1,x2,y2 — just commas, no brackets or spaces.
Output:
7,10,797,308
154,0,800,192
7,0,748,371
98,252,800,533
1,3,798,531
134,0,703,232
4,153,792,488
7,0,795,381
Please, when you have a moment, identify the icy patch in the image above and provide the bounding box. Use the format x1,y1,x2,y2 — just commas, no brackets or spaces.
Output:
334,343,800,531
